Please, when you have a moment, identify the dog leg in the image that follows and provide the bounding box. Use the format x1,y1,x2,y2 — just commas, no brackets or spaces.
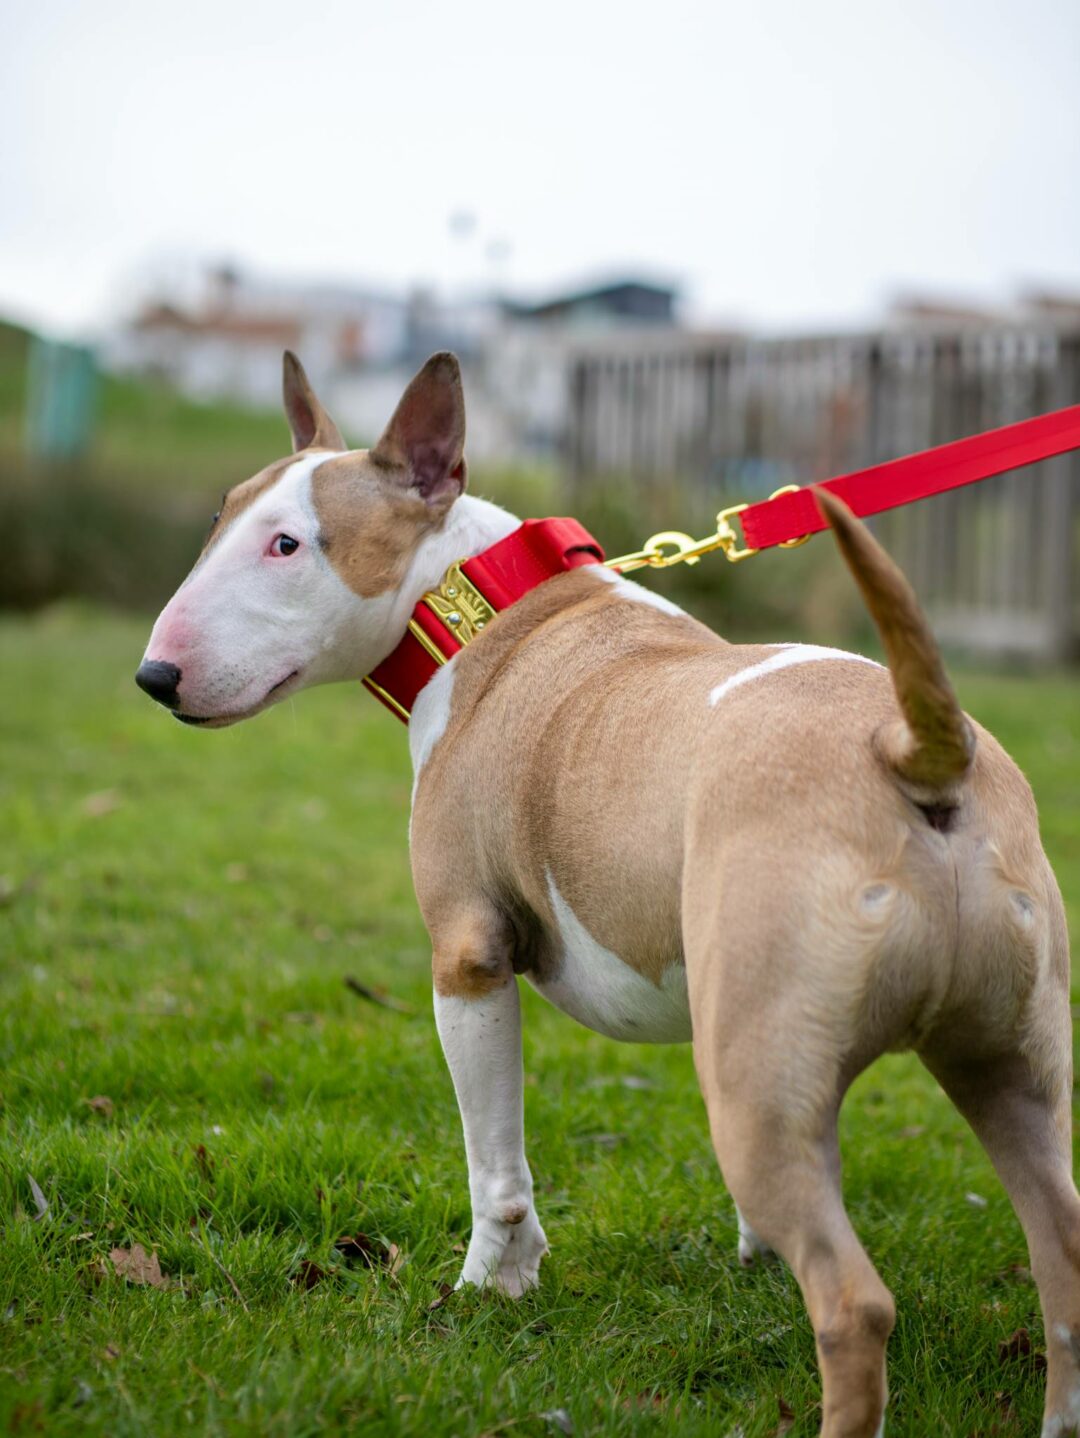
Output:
434,977,548,1296
688,949,892,1438
925,1051,1080,1437
705,1087,892,1438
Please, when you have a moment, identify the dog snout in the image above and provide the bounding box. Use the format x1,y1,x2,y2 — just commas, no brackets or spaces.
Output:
135,659,182,709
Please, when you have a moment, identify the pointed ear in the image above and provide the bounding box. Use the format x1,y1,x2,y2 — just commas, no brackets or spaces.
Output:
371,352,467,509
282,351,345,453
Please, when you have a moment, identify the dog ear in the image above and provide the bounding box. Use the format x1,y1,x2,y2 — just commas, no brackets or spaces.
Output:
371,352,467,510
282,351,345,453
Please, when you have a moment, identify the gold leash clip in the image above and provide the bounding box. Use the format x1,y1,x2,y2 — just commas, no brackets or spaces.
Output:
604,484,808,573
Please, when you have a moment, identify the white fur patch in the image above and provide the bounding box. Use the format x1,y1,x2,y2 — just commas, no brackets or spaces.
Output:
709,644,882,707
1042,1327,1080,1436
1043,1393,1080,1438
588,564,688,618
531,873,691,1043
409,656,457,789
736,1206,774,1267
434,985,547,1296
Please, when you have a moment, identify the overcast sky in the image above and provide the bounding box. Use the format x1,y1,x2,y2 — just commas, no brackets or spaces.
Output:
3,0,1078,337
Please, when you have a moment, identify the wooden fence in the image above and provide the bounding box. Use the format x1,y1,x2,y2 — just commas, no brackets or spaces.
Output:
566,327,1080,660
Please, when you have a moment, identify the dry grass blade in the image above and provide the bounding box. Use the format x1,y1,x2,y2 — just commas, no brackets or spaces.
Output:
343,975,415,1014
26,1174,50,1221
203,1246,249,1311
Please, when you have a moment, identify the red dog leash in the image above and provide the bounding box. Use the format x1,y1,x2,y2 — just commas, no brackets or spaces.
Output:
365,402,1080,721
738,402,1080,554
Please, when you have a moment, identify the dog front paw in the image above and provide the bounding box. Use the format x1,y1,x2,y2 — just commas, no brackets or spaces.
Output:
456,1207,549,1297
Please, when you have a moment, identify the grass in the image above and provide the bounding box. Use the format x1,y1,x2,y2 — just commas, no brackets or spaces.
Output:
1,606,1078,1438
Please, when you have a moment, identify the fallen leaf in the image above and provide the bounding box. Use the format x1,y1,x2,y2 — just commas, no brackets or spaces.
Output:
109,1244,170,1289
388,1243,406,1276
775,1396,796,1434
997,1327,1047,1370
291,1259,331,1290
335,1232,392,1268
898,1124,925,1139
83,1095,114,1118
224,863,248,883
428,1281,454,1311
27,1174,50,1221
965,1191,989,1209
81,790,122,818
343,975,415,1014
101,1344,120,1361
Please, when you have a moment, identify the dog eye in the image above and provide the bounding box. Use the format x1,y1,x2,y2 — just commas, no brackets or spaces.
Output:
206,494,225,539
270,534,300,557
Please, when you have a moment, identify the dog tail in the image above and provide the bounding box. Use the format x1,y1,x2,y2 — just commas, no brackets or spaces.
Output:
815,489,975,796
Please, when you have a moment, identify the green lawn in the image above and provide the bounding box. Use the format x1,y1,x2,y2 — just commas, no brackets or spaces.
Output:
1,606,1078,1436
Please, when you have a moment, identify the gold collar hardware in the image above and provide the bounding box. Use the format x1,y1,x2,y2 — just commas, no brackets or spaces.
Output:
409,559,498,658
604,485,809,574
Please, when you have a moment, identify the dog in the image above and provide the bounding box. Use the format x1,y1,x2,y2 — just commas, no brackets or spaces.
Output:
137,351,1075,1438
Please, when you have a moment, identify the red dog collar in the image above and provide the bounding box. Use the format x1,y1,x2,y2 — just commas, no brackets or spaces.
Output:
363,518,605,722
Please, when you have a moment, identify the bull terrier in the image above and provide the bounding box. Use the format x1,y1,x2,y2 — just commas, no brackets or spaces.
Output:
137,351,1075,1438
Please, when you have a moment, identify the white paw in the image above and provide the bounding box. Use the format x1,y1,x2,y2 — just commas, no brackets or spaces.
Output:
456,1207,549,1297
736,1206,775,1268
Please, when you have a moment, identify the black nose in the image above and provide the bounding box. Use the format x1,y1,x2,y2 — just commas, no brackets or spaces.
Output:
135,659,182,708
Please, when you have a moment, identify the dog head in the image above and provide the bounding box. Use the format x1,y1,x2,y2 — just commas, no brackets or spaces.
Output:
136,351,467,727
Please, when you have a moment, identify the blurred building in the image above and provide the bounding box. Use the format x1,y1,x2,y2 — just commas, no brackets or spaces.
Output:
109,265,410,409
108,265,683,458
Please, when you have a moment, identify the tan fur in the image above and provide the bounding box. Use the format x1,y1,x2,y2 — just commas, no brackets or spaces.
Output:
815,488,975,793
310,352,469,597
311,453,433,598
371,352,467,502
429,900,516,1000
409,522,1072,1438
283,350,344,452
